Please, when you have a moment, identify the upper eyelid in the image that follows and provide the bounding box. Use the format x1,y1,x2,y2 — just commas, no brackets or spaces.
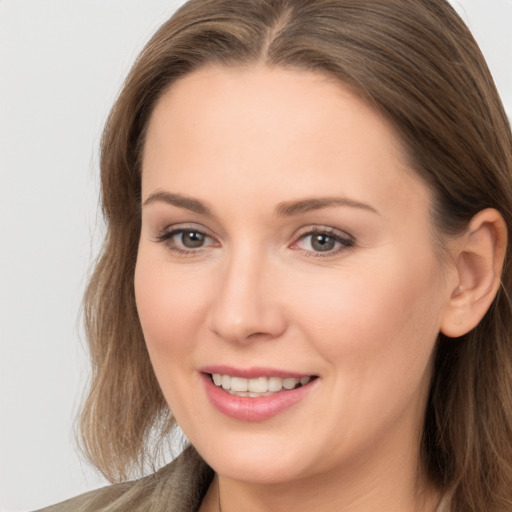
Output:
152,219,228,242
152,223,355,248
292,225,354,241
156,224,352,237
156,223,215,238
152,225,217,248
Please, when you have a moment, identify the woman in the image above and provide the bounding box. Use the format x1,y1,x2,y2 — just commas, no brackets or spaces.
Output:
38,0,512,510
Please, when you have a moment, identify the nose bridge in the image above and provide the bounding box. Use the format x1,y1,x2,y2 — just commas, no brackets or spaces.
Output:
208,242,286,343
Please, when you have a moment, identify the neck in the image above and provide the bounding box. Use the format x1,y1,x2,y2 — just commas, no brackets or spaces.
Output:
202,431,442,512
216,471,440,512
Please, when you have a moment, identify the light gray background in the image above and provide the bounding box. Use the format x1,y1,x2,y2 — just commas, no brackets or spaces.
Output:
1,1,511,510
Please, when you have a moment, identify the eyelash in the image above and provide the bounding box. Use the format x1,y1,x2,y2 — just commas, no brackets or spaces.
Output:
154,226,218,255
291,227,355,257
154,226,355,257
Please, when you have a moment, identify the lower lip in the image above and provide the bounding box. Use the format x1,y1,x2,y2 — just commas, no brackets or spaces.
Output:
202,374,316,422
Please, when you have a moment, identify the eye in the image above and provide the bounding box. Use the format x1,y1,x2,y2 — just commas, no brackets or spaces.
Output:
293,228,354,256
154,226,217,254
176,230,207,249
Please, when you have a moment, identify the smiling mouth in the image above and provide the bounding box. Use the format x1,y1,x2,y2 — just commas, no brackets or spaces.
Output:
209,373,318,397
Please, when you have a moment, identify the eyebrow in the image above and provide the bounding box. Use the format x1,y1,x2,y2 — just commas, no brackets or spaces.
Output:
275,197,379,216
143,191,378,217
143,191,212,215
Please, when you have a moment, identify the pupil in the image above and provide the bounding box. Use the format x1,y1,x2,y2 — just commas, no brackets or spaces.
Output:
182,231,205,248
311,234,335,252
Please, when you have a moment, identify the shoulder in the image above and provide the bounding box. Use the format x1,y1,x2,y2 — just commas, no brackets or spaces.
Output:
34,446,213,512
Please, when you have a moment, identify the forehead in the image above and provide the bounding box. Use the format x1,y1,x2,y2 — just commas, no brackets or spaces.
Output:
142,64,431,219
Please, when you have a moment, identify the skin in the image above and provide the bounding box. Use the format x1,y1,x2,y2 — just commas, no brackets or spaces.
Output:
134,65,459,512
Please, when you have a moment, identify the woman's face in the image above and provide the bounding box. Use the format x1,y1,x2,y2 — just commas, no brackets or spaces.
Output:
135,65,455,486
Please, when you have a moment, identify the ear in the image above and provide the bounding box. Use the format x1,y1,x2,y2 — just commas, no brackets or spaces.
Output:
440,208,507,338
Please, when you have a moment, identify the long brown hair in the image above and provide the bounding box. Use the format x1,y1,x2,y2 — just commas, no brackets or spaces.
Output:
81,0,512,509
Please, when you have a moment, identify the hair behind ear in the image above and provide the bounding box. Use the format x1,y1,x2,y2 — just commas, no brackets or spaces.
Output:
423,207,512,509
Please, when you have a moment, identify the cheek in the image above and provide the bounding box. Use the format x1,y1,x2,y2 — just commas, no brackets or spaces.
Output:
134,252,206,359
287,253,444,448
292,250,444,381
134,253,211,425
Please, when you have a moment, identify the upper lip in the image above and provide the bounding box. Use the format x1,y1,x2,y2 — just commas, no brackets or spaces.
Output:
200,365,315,379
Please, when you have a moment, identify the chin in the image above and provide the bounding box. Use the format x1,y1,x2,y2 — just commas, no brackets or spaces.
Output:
193,433,318,484
210,457,307,485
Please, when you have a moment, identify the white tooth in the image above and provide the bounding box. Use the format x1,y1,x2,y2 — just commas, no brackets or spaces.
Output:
230,377,249,392
248,377,268,393
283,377,299,390
212,374,222,386
268,377,283,392
300,376,311,386
248,392,261,397
221,375,231,390
230,390,249,396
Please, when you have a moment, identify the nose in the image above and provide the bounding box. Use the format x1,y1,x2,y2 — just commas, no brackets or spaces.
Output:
207,248,287,344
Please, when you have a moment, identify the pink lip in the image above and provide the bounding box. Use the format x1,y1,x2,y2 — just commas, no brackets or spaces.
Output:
200,370,318,422
200,365,311,379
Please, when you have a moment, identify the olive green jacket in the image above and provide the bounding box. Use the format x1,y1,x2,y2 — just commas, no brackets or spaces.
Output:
35,446,213,512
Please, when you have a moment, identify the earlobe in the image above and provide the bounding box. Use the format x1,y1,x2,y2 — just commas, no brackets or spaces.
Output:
440,208,507,338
